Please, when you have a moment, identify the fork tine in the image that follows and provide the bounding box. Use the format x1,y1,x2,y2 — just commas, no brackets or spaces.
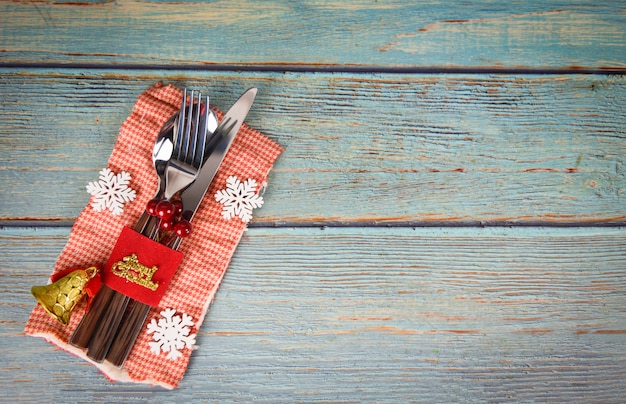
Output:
188,91,202,165
183,90,195,161
174,89,187,160
195,95,209,167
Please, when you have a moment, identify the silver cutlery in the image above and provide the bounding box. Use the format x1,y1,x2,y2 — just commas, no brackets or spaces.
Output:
105,87,258,367
138,91,218,240
69,89,214,361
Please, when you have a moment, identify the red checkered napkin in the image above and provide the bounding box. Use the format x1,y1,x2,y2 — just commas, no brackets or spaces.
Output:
25,83,283,389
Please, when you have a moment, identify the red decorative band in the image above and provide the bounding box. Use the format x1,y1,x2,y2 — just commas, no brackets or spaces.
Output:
102,227,183,307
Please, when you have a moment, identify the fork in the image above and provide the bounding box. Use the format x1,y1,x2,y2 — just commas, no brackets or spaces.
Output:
140,89,216,240
135,93,219,246
69,89,213,361
165,89,208,199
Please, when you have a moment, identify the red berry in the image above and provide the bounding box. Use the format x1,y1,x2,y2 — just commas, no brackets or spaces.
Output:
146,199,160,216
160,219,175,231
173,200,183,216
156,201,175,220
173,220,192,237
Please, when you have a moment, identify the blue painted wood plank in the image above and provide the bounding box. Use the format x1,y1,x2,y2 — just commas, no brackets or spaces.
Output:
0,1,624,70
2,2,624,403
2,226,625,401
0,70,624,224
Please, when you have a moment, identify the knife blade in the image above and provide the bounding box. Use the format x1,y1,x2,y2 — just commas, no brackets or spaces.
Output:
103,87,258,366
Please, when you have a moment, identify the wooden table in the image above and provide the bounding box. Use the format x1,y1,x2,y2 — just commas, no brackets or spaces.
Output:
1,1,625,401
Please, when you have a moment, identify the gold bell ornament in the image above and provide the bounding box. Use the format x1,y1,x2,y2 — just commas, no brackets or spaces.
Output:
31,267,98,326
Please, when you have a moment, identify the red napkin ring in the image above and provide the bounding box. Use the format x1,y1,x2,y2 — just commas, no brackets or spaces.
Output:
102,226,183,307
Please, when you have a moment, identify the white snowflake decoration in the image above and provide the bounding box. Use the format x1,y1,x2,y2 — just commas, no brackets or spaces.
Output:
86,168,136,216
215,176,264,223
147,308,197,360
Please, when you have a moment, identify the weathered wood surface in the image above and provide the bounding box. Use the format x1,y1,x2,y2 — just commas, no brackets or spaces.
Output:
1,70,624,225
1,1,625,70
2,226,626,402
1,0,625,401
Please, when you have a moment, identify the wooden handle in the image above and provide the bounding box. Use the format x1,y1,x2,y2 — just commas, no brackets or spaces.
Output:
105,302,151,367
68,286,116,349
85,292,130,362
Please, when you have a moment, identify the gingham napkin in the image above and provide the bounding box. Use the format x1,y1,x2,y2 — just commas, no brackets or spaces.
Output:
25,83,283,389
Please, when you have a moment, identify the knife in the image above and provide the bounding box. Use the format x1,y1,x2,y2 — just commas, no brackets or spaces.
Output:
103,87,258,367
180,88,256,224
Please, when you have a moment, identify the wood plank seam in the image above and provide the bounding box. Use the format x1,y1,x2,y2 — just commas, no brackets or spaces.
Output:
2,62,626,75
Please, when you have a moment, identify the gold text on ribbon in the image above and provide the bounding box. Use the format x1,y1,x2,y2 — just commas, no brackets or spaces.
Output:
111,254,159,291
